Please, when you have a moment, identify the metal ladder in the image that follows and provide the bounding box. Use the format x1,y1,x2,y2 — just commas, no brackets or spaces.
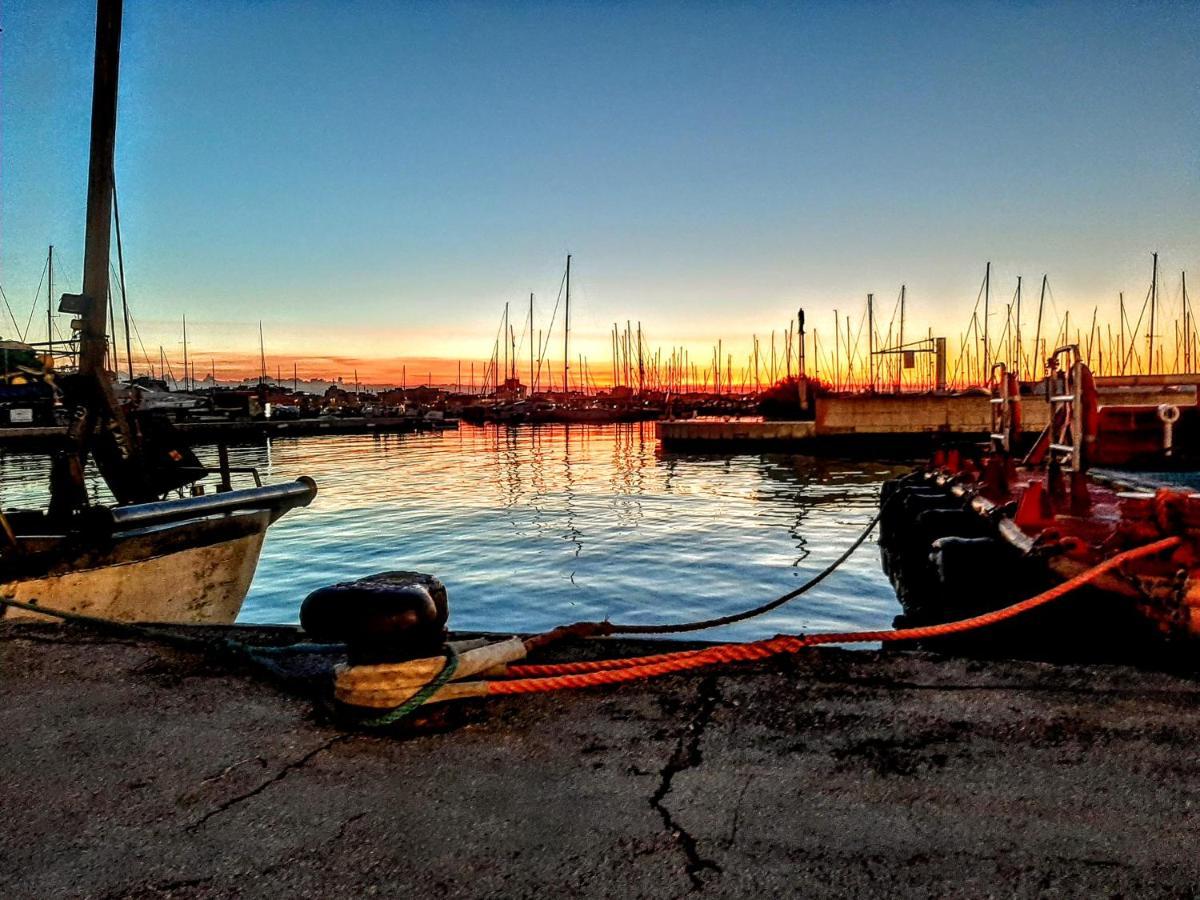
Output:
1045,345,1084,475
988,363,1017,454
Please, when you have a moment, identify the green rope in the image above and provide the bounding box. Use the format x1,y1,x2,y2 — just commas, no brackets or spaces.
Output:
0,596,324,684
352,645,461,728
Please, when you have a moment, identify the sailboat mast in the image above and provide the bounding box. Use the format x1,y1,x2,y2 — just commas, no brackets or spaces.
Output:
1015,276,1022,380
77,0,121,378
1119,292,1126,375
47,245,54,352
1033,276,1046,379
1149,252,1158,375
867,293,875,391
982,261,990,383
112,174,134,381
48,0,145,514
258,321,266,385
563,254,571,394
182,315,189,392
833,310,840,391
1184,271,1191,373
529,293,534,392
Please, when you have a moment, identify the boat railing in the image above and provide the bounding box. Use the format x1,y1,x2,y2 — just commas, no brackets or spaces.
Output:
103,477,317,531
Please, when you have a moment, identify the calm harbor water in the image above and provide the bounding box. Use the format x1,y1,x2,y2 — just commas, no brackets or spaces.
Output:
0,424,904,641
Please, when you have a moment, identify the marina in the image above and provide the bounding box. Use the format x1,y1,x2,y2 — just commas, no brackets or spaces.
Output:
0,425,900,638
2,0,1198,896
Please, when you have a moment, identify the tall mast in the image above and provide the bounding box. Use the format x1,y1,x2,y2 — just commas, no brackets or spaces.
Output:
49,0,139,513
896,290,903,392
611,325,617,390
1015,276,1022,380
1149,252,1158,375
1184,271,1191,373
637,322,644,393
47,245,54,351
112,172,134,381
563,254,571,394
76,0,121,378
982,261,990,383
1119,292,1126,375
833,310,840,391
867,293,875,391
258,321,266,385
529,293,534,392
182,315,189,391
1033,276,1046,379
844,318,851,388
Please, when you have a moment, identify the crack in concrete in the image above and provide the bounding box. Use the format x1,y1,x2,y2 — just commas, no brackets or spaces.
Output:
188,734,349,830
649,675,723,892
725,774,754,849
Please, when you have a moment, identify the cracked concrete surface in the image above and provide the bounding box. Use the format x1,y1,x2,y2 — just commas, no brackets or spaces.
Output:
4,623,1200,898
649,675,723,890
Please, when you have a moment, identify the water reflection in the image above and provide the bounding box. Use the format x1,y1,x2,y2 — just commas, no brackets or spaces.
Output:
0,424,904,639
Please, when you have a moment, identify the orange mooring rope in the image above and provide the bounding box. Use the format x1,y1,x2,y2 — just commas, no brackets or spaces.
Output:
489,536,1182,695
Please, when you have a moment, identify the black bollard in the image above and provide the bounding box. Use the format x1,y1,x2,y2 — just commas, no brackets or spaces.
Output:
300,571,449,664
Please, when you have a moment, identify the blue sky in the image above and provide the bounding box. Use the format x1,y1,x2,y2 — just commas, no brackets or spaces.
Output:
1,0,1197,381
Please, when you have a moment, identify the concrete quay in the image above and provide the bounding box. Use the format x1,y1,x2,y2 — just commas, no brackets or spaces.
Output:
659,386,1196,452
657,418,817,448
4,621,1200,898
658,394,1039,451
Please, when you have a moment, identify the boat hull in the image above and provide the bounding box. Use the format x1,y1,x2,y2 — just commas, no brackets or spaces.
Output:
1,510,271,624
879,471,1198,660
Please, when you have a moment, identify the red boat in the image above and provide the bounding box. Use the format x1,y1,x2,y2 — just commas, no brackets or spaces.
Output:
880,345,1200,657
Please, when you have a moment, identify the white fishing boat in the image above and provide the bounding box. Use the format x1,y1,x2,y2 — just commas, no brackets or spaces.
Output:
1,0,316,625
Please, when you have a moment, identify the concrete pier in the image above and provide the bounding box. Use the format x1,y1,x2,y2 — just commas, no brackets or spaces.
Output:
4,621,1200,897
660,386,1196,452
657,418,816,447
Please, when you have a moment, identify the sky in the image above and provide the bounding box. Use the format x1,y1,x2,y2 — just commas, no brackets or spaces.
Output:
1,0,1198,386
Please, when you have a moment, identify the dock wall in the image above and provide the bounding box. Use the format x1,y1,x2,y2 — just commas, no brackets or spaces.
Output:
655,420,815,446
814,394,1050,435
